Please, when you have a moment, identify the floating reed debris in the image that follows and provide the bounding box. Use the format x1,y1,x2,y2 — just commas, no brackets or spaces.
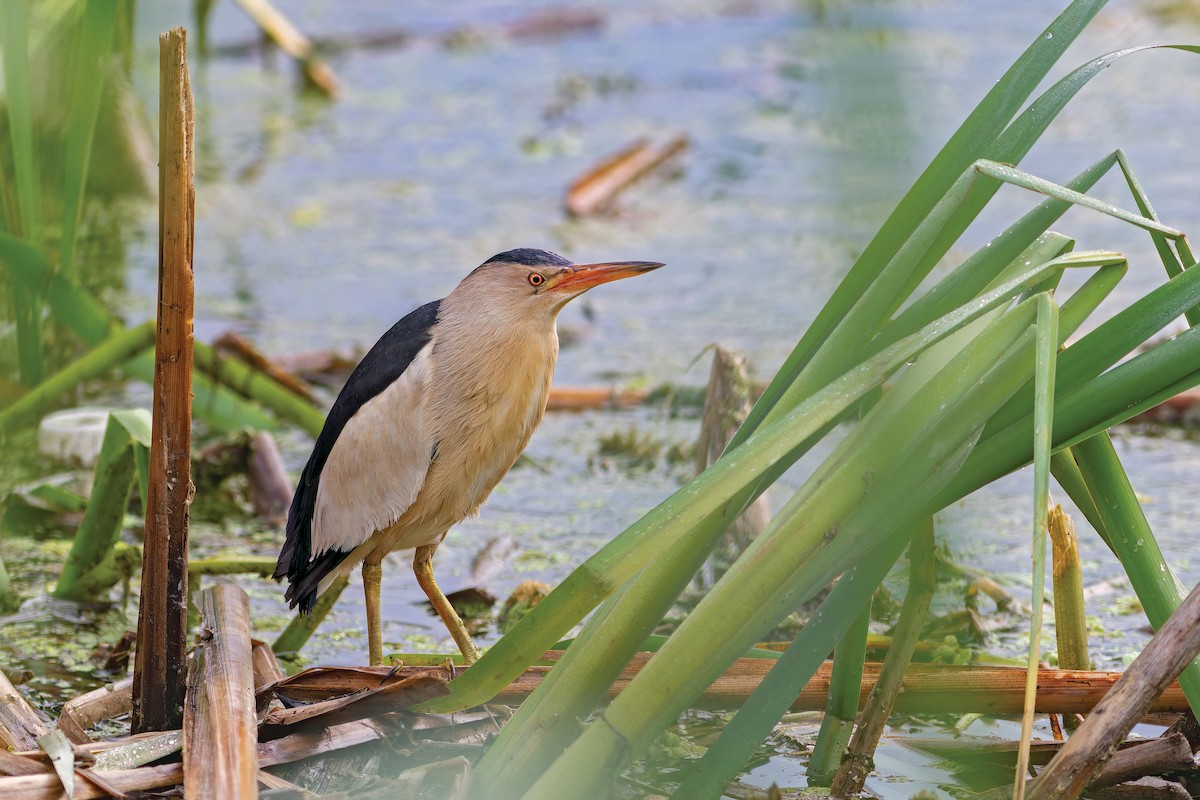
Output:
214,331,315,403
564,135,688,217
132,26,195,734
270,656,1191,716
232,0,340,96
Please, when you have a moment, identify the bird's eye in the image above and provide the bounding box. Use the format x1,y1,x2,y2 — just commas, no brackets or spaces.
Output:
528,273,545,287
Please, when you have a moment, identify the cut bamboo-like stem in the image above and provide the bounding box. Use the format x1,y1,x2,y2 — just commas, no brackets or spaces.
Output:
1027,580,1200,800
214,331,315,402
193,342,325,436
0,320,155,434
53,412,145,602
184,584,258,799
832,518,936,796
132,26,195,734
1049,504,1090,671
0,669,48,751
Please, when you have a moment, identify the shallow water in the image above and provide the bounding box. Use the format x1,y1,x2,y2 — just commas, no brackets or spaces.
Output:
7,0,1200,795
122,0,1200,664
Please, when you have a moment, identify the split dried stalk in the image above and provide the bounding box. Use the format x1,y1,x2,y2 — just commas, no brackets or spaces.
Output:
133,26,195,734
183,584,258,799
251,640,287,689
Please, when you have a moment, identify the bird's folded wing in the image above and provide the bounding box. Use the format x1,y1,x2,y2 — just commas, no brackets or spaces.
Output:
310,344,435,555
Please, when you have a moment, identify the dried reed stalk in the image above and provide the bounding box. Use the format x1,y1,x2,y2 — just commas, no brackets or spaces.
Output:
133,26,195,734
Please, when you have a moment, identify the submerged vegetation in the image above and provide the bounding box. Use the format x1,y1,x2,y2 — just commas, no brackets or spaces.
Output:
3,0,1200,798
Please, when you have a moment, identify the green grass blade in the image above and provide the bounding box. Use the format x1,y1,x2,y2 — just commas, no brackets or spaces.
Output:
872,149,1118,354
429,263,1075,716
473,519,717,795
933,325,1200,513
60,2,118,280
976,160,1184,240
53,410,152,601
986,254,1200,435
2,0,44,385
1014,294,1058,800
672,532,909,800
2,0,40,239
734,0,1109,445
807,599,872,786
522,305,1045,797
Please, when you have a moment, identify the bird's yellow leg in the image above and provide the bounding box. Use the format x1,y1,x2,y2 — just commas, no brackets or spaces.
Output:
414,544,481,664
363,560,384,666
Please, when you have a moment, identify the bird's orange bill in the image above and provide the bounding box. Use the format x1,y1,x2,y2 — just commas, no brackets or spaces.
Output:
550,261,665,293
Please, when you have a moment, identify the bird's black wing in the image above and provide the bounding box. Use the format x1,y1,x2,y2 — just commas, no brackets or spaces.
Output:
275,299,441,611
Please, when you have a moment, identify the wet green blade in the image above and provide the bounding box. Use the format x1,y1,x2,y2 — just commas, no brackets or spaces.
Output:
60,2,118,279
1014,294,1058,800
735,0,1109,444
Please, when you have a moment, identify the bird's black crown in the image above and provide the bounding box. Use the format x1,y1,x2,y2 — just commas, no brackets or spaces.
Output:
482,248,573,268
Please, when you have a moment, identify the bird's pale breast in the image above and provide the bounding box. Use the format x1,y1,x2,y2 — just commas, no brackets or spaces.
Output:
366,322,559,559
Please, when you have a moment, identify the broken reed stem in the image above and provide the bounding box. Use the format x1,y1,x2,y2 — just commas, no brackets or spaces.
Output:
831,517,937,797
0,669,48,752
184,584,258,799
1049,504,1091,671
0,716,403,799
59,681,133,743
132,26,195,734
692,346,770,590
969,732,1194,800
1027,580,1200,800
